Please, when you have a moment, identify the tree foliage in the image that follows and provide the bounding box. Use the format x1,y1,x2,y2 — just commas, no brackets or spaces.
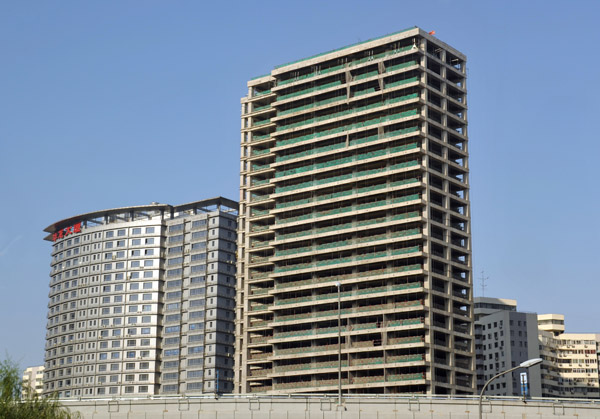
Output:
0,358,80,419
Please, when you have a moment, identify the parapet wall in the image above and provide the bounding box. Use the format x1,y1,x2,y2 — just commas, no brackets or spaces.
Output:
61,395,600,418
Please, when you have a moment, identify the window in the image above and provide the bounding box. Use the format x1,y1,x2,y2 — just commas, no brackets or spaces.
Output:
187,370,203,379
164,337,179,345
145,238,154,245
141,328,151,334
167,268,182,277
143,283,152,289
192,220,206,229
145,227,155,234
167,258,183,266
142,294,152,301
191,231,206,240
168,246,183,254
132,228,142,235
190,265,205,273
130,283,139,290
168,235,183,243
188,346,203,354
126,351,135,358
144,260,153,267
169,224,184,233
132,239,141,246
191,253,206,262
191,276,205,284
164,349,179,357
143,271,153,278
163,361,178,368
166,291,182,300
131,261,141,268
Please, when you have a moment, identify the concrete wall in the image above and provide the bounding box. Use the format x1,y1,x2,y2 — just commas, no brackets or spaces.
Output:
61,395,600,419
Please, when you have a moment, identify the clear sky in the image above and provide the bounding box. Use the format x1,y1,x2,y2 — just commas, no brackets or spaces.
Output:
1,0,599,369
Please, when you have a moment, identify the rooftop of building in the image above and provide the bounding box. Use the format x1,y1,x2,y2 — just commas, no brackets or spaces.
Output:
248,26,466,86
43,196,238,239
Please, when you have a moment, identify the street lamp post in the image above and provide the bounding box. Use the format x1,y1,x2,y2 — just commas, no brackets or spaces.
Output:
335,281,342,406
478,358,542,419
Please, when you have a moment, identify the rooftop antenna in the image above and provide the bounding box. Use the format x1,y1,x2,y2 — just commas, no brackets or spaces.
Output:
479,270,489,297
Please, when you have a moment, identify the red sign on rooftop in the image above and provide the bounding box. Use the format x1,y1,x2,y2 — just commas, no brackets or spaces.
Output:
52,222,82,242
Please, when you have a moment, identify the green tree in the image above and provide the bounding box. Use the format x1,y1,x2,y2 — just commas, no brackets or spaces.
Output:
0,358,80,419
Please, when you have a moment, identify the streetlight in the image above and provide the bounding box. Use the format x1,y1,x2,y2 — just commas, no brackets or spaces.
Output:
335,281,342,406
478,358,542,419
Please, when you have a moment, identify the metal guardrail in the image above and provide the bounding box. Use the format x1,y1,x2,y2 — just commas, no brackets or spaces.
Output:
59,393,600,405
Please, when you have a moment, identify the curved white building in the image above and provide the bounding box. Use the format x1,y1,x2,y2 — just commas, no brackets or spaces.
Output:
43,198,237,398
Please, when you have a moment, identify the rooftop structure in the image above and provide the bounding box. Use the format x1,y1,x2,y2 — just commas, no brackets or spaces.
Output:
237,27,473,395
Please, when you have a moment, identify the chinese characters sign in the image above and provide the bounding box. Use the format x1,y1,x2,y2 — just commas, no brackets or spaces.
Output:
52,222,82,242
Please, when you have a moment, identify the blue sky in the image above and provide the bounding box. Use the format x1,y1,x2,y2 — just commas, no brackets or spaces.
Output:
1,0,599,369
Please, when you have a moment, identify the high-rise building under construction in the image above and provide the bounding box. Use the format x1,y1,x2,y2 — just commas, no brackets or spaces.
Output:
237,27,473,395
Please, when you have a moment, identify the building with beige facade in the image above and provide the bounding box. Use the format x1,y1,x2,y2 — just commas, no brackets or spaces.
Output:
22,365,45,396
236,27,473,395
43,198,237,398
538,314,600,399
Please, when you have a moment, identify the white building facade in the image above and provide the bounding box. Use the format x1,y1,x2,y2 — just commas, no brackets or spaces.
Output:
43,198,237,398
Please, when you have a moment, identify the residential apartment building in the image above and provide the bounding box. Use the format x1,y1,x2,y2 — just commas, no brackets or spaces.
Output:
538,314,600,399
22,365,45,396
237,27,473,395
43,198,237,398
474,297,541,397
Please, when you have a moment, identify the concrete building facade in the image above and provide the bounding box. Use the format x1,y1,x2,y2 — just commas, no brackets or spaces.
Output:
22,365,45,396
474,297,541,397
237,27,473,395
474,298,600,399
538,315,600,399
43,198,237,398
